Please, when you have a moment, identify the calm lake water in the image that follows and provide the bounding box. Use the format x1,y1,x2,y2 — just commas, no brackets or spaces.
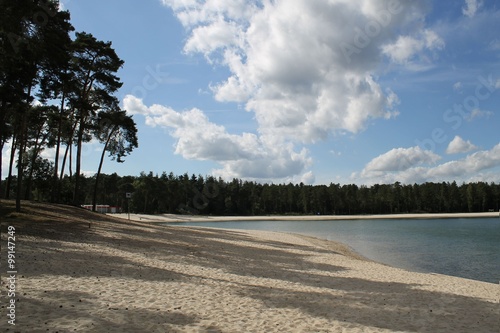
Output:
166,218,500,284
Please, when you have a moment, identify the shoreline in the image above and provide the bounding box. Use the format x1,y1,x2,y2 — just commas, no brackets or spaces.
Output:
111,212,500,284
110,211,499,223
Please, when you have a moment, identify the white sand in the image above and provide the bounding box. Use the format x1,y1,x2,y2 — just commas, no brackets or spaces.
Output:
111,211,499,223
1,215,498,332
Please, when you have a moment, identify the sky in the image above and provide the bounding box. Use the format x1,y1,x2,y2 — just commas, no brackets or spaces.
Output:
4,0,500,185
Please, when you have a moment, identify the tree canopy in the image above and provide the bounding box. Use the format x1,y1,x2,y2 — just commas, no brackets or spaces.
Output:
0,0,137,212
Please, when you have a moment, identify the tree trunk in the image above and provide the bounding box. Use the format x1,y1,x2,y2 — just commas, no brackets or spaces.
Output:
69,139,73,177
92,128,116,212
59,121,78,181
24,150,34,200
25,123,48,200
16,81,33,212
73,120,83,206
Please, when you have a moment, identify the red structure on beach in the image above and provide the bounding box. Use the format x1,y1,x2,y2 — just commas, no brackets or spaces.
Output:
81,205,121,214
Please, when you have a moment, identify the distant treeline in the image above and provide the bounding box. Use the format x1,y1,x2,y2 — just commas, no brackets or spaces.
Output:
5,171,499,215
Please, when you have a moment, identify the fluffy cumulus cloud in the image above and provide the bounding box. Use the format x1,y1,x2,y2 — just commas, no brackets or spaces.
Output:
381,29,444,67
429,144,500,179
188,0,420,140
362,146,441,173
446,136,478,154
150,0,445,181
123,95,312,182
354,143,500,184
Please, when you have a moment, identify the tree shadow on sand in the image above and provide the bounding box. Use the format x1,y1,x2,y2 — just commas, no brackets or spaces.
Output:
234,279,498,332
148,226,499,332
9,290,199,333
2,202,498,333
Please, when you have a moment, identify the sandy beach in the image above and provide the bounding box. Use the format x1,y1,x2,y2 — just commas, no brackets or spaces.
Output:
1,202,498,332
112,211,499,223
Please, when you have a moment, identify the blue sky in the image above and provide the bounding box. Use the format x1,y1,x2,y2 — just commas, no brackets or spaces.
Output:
7,0,500,185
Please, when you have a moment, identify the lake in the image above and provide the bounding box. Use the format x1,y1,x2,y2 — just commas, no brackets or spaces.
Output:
166,218,500,284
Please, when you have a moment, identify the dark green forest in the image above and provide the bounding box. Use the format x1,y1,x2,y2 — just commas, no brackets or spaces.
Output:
1,1,499,217
5,171,499,216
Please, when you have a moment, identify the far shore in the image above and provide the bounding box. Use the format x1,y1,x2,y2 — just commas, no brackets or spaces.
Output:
110,211,499,223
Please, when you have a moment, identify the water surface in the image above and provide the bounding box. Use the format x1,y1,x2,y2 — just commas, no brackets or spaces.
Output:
166,218,500,283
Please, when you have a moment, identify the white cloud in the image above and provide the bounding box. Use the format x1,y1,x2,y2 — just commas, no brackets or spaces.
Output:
354,143,500,184
466,108,493,121
362,146,441,173
124,95,150,115
299,171,315,185
59,0,68,11
123,95,312,182
155,1,453,182
381,29,445,66
162,0,255,27
446,136,478,154
462,0,482,18
466,171,500,184
429,144,500,179
160,0,435,145
184,18,241,58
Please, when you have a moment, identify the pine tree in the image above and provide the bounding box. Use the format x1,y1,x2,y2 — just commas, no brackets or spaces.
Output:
91,105,138,211
69,32,124,206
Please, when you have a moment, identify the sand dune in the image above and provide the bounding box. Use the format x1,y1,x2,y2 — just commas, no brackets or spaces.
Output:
1,203,498,332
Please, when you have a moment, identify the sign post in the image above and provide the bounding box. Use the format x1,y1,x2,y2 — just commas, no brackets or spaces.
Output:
125,192,132,220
